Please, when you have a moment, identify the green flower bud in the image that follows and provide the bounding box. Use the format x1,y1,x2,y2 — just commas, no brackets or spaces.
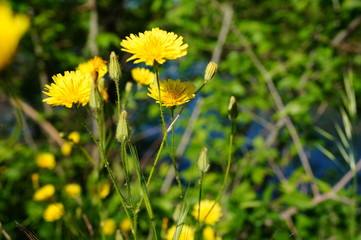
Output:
198,147,209,173
89,81,102,109
204,61,218,83
109,51,122,82
116,110,130,142
228,96,239,120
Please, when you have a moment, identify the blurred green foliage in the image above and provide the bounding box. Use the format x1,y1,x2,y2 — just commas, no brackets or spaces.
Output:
2,0,361,239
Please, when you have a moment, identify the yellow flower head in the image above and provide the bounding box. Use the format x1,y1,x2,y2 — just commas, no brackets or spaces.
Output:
68,131,80,144
0,1,29,70
61,142,72,156
99,182,110,199
43,70,92,108
203,226,222,240
77,56,108,81
36,153,56,169
120,218,132,232
166,225,195,240
131,67,155,85
33,184,55,201
147,79,195,107
102,219,116,235
192,200,222,225
65,183,81,198
43,203,64,222
120,27,188,66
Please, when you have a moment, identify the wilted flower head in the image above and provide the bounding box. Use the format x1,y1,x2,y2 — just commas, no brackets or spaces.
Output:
43,203,64,222
204,62,218,83
192,200,222,225
43,71,92,108
0,1,29,70
131,67,155,85
148,79,196,107
36,153,56,169
120,27,188,66
166,225,195,240
33,184,55,201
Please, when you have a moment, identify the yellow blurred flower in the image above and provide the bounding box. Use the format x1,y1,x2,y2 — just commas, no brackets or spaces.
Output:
43,203,64,222
120,218,132,232
120,27,188,66
203,226,222,240
36,153,56,169
68,131,80,143
99,182,110,199
166,225,194,240
131,67,155,85
43,70,92,108
192,200,222,225
148,79,195,107
65,183,81,198
61,142,72,156
33,184,55,201
31,173,39,186
102,219,116,235
77,56,108,81
0,1,29,70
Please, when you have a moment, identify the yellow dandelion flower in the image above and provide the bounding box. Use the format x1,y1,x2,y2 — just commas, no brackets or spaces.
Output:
120,27,188,66
68,131,80,144
166,225,194,240
43,203,64,222
43,70,92,108
0,1,29,70
192,200,222,225
61,142,72,156
131,67,155,85
102,219,116,235
77,56,108,80
99,182,110,199
33,184,55,201
120,218,132,232
203,226,222,240
147,79,195,107
65,183,81,198
36,153,56,169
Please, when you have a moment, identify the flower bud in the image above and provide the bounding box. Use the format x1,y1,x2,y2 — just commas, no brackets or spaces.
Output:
204,61,218,83
89,81,102,109
116,110,130,142
228,96,239,120
198,147,209,173
109,51,122,82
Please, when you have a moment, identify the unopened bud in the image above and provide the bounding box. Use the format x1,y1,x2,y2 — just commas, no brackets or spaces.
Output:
228,96,239,120
89,81,102,109
204,61,218,83
125,81,133,93
116,110,130,142
109,51,122,82
198,147,209,173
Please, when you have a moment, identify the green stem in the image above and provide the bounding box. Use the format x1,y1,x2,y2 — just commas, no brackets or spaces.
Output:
115,79,122,114
170,108,183,197
121,141,133,206
204,119,234,220
196,171,204,238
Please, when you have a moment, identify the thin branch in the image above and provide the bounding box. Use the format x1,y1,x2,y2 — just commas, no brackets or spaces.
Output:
211,4,233,64
9,96,64,147
231,19,320,197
